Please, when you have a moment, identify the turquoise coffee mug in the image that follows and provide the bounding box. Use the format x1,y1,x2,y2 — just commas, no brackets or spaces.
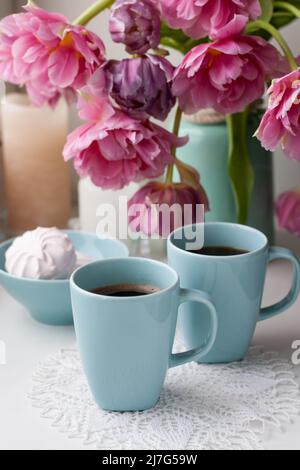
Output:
70,257,218,411
168,223,300,363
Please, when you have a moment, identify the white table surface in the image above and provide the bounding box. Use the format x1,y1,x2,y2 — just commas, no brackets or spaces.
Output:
0,236,300,450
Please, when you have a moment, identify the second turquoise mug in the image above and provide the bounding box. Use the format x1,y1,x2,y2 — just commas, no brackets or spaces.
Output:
70,258,218,411
168,223,300,363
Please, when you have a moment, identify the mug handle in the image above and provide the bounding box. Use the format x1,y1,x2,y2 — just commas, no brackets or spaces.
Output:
169,288,218,368
259,247,300,322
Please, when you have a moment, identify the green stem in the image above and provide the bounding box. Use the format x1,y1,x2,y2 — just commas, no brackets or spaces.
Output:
165,163,174,184
172,107,183,148
247,19,298,70
73,0,115,26
274,1,300,17
227,110,254,225
165,107,183,184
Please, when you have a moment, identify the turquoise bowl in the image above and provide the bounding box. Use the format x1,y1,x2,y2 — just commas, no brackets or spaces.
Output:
0,231,129,326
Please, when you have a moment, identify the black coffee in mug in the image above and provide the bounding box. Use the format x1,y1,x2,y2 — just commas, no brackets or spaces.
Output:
91,284,161,297
187,246,249,256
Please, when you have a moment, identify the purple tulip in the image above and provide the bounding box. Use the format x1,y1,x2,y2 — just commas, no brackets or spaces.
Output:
109,0,161,55
105,55,176,121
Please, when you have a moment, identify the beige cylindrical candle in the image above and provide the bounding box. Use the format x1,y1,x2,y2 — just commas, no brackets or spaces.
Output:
1,94,71,235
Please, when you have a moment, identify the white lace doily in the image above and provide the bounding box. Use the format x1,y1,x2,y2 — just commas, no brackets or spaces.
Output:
30,345,300,450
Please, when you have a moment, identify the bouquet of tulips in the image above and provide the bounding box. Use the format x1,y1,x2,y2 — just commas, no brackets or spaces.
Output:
1,0,300,236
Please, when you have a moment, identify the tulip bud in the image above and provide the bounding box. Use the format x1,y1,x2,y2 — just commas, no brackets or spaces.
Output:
128,181,209,238
109,0,161,55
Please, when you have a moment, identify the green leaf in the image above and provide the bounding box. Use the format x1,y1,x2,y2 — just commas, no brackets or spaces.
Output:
288,0,300,7
271,0,300,28
160,22,209,53
160,37,186,53
227,112,254,225
160,23,190,44
248,1,298,34
259,0,274,22
271,12,295,29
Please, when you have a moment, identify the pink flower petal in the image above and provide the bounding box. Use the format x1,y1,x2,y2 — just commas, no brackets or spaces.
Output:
0,6,105,107
48,47,79,88
173,34,282,115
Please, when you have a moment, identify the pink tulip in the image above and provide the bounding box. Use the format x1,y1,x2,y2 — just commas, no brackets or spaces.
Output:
128,181,208,237
276,190,300,236
172,35,281,115
256,70,300,161
159,0,261,40
0,5,105,106
63,85,187,190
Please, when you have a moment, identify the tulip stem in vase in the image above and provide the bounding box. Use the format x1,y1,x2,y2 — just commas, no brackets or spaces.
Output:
73,0,115,26
247,19,298,71
274,2,300,19
227,109,254,226
166,106,183,184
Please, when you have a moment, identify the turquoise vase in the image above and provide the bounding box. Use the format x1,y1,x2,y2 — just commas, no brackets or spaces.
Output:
176,117,275,242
